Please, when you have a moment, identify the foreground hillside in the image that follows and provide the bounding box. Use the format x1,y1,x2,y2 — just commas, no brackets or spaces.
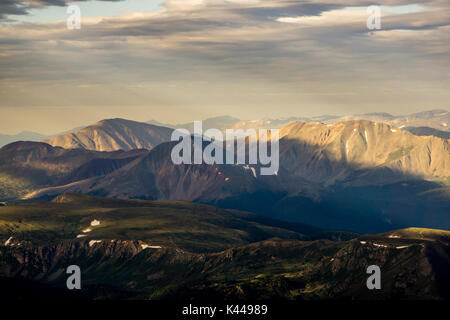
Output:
0,195,448,300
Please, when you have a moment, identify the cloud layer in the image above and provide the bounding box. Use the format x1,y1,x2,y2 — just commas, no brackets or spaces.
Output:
0,0,449,132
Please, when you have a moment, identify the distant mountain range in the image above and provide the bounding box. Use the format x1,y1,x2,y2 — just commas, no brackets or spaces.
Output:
0,141,147,200
404,127,450,140
278,120,449,186
1,116,448,233
146,115,343,132
44,119,173,152
0,126,85,148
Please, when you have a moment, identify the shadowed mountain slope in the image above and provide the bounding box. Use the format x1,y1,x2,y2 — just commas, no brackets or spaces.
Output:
0,131,49,148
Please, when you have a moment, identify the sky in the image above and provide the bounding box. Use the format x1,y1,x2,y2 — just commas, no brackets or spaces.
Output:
0,0,449,134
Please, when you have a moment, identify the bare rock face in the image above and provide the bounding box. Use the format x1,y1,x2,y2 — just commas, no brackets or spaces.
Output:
45,118,173,152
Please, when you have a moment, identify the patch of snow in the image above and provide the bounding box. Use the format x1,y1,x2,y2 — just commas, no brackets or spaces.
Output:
391,129,397,133
225,177,230,181
89,240,102,247
90,220,101,226
330,258,335,262
76,234,87,238
353,128,357,132
141,244,162,250
442,123,447,127
373,243,388,248
399,125,405,129
364,130,368,142
388,234,400,238
82,228,92,233
360,241,367,245
396,245,410,249
4,237,13,246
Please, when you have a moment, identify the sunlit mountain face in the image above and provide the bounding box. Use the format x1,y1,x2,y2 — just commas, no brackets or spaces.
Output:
0,0,449,305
